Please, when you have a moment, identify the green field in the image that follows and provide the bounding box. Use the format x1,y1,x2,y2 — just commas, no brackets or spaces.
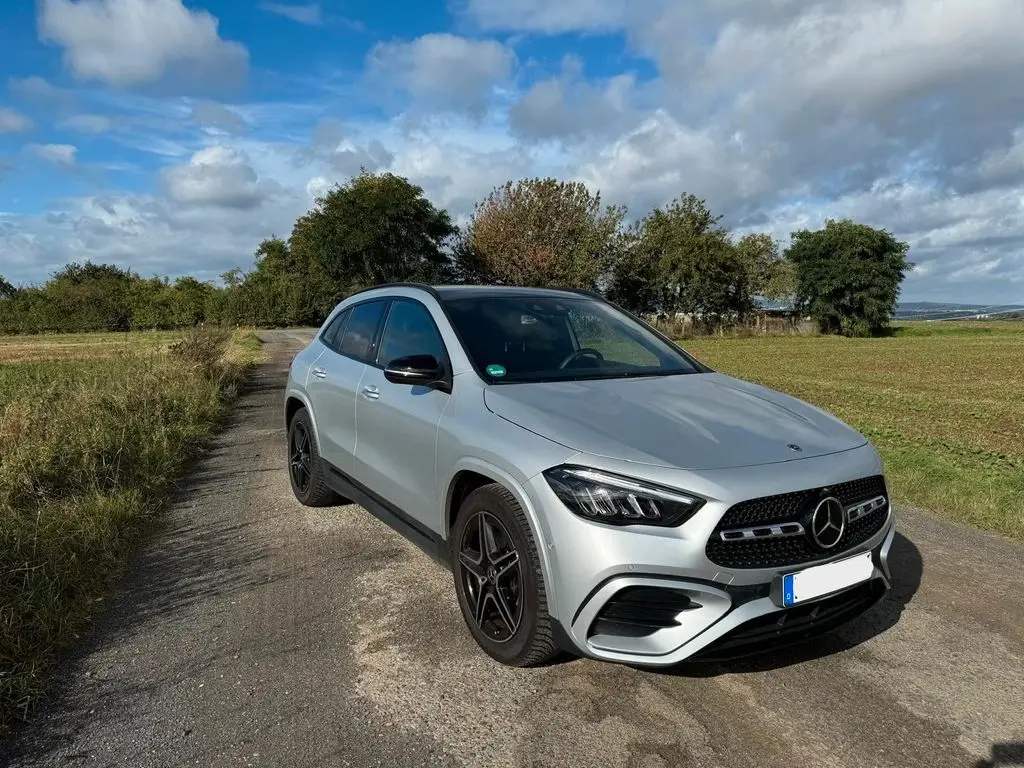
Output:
682,321,1024,540
0,328,261,730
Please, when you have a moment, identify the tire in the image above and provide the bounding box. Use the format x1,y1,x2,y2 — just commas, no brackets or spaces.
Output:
450,483,560,667
287,408,340,507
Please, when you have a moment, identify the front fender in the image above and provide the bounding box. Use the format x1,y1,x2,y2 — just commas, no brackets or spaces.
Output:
442,457,561,621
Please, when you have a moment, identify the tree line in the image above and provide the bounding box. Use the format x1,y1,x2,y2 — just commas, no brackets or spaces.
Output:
0,171,912,337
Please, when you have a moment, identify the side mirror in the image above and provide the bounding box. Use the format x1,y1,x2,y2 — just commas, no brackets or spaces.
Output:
383,354,449,392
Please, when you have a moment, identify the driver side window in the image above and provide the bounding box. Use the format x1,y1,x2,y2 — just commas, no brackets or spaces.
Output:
377,299,447,368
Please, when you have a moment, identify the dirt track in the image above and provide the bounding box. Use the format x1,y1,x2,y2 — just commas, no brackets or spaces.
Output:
2,329,1022,768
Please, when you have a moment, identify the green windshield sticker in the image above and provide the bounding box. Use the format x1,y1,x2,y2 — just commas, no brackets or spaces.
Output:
486,364,507,377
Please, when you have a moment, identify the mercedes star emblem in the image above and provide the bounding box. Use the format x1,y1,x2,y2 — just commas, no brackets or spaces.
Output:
810,496,846,549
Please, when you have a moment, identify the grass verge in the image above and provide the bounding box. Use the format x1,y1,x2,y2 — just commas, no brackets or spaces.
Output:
0,327,263,732
681,321,1024,540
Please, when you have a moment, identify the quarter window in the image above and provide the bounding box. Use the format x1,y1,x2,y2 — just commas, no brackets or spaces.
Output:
337,300,386,362
377,299,446,367
320,309,350,351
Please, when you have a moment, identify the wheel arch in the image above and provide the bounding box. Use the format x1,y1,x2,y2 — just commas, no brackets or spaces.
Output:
443,459,559,620
284,390,323,454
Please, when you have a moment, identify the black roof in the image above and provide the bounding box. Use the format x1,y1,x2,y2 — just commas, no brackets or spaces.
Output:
430,284,595,301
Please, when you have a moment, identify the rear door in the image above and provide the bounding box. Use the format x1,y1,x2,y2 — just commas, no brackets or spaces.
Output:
305,299,387,475
352,298,452,530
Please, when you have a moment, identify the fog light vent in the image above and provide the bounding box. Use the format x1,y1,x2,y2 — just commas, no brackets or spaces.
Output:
590,586,697,639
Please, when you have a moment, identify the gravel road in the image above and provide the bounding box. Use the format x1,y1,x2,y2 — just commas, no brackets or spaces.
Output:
2,329,1022,768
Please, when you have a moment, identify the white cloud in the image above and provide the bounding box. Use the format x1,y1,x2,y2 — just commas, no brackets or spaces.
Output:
5,0,1024,303
0,108,34,133
161,145,275,209
60,113,116,133
259,2,322,25
8,75,74,104
26,143,78,166
509,55,638,142
189,101,247,134
460,0,629,33
38,0,249,88
367,34,514,116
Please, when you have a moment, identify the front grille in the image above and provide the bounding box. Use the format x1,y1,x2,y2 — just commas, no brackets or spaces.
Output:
690,579,886,662
589,586,695,639
705,475,888,569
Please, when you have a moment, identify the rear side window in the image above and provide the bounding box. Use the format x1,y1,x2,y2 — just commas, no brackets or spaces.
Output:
320,309,350,351
338,300,386,362
377,299,447,367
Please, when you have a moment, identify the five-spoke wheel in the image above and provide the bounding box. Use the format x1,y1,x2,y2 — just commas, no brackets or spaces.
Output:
458,511,523,642
289,419,313,495
451,483,561,666
286,407,340,507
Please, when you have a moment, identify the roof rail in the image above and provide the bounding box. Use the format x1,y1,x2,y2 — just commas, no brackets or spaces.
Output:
342,282,442,301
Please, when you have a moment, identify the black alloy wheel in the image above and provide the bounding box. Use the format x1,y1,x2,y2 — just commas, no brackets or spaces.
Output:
450,483,560,666
286,407,340,507
289,420,312,495
458,511,524,642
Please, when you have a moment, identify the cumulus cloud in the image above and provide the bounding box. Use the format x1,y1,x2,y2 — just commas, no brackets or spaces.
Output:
259,2,322,25
0,108,34,133
509,55,637,142
5,0,1024,303
38,0,249,88
161,146,275,209
189,101,247,134
297,119,395,177
367,34,514,116
0,188,305,285
26,143,78,166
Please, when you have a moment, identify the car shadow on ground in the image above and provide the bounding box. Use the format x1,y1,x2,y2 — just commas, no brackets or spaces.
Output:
654,530,924,678
975,742,1024,767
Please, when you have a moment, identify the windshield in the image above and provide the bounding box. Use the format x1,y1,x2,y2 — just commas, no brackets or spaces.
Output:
443,295,705,383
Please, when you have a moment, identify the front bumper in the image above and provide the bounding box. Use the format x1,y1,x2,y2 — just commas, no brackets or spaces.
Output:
566,520,894,666
528,445,896,667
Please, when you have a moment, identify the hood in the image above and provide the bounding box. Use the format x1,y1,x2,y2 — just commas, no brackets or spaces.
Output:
483,372,867,470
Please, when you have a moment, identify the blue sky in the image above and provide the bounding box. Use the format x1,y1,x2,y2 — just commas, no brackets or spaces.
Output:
2,0,1024,304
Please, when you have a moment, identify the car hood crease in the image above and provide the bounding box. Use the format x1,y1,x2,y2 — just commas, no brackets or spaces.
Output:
482,373,867,470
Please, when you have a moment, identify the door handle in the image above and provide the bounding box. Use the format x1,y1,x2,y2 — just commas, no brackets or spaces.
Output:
312,366,327,379
361,384,380,400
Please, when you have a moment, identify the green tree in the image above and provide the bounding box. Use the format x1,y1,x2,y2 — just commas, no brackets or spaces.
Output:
786,218,912,337
609,194,749,320
733,232,796,303
0,275,15,299
454,178,627,290
289,171,457,312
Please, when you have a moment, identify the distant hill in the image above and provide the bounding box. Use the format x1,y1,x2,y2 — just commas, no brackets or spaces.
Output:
894,302,1024,320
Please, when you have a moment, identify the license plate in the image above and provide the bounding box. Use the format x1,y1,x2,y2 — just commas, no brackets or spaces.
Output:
782,551,874,607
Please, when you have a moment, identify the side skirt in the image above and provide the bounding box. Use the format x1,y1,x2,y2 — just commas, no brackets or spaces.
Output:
324,462,451,569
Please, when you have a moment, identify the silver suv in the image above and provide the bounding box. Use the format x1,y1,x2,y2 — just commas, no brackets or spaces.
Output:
285,284,896,667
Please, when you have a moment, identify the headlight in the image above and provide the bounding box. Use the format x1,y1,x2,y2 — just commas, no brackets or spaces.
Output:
543,465,705,527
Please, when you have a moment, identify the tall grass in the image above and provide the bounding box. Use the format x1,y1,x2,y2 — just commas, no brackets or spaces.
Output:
0,327,261,731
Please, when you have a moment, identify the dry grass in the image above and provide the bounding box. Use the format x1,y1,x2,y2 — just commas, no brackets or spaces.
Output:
680,321,1024,539
0,327,262,731
0,330,185,364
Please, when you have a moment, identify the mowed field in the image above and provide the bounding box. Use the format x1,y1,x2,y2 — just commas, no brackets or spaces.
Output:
0,328,261,729
683,321,1024,540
